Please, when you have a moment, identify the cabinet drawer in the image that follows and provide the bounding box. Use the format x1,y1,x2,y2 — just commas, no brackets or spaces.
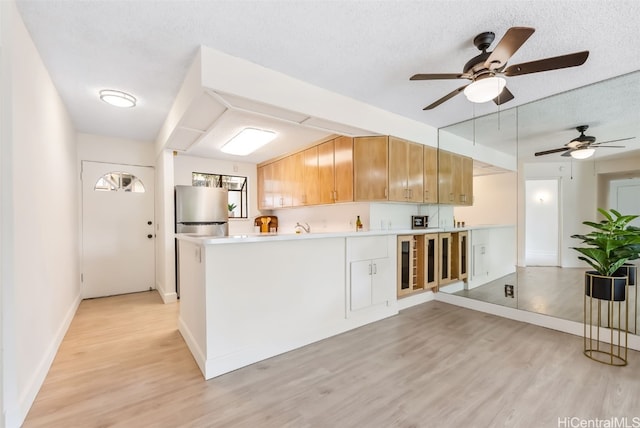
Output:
347,236,389,261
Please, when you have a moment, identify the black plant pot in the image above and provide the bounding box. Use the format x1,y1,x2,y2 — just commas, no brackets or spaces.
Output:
613,264,637,287
584,271,627,301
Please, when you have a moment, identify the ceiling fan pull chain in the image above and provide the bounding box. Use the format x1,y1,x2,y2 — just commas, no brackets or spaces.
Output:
570,158,574,180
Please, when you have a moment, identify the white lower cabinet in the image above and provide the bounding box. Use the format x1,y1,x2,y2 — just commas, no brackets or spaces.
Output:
350,257,391,310
346,236,394,313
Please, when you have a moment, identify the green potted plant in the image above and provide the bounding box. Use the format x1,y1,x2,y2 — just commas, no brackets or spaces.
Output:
227,203,237,217
571,208,640,301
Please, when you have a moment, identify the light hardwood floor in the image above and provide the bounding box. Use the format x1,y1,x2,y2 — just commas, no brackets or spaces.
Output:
24,291,640,428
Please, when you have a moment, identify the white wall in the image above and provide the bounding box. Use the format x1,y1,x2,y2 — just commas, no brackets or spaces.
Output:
0,2,11,426
77,133,154,166
3,2,80,426
454,172,517,227
155,150,176,303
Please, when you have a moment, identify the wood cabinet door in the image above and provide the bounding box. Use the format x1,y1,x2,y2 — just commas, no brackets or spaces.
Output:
272,158,289,207
451,154,463,205
303,146,320,205
258,163,274,209
257,165,266,210
423,146,438,203
424,233,439,291
407,141,424,203
333,136,353,203
397,235,414,297
354,136,388,201
290,152,305,207
388,136,407,202
318,139,336,204
438,150,453,203
439,233,452,284
461,156,473,206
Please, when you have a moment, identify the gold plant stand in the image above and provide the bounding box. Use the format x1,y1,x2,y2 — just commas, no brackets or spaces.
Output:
583,273,628,366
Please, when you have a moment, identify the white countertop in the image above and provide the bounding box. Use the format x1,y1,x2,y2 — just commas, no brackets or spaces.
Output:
176,224,515,245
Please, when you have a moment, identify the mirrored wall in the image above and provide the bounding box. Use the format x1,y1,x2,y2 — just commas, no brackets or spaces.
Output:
438,70,640,333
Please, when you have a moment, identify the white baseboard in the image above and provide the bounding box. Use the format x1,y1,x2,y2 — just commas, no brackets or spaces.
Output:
159,290,178,304
156,280,177,304
17,292,82,426
397,290,435,311
178,317,206,375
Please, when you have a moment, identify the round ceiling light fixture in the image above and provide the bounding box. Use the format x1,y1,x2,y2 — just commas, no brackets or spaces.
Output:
569,148,595,160
463,76,507,103
99,89,137,108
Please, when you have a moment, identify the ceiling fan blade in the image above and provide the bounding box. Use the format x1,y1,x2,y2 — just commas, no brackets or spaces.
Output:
423,84,469,110
484,27,535,70
591,145,626,149
591,137,635,145
503,51,589,76
410,73,466,80
535,147,570,156
493,87,514,105
560,150,576,157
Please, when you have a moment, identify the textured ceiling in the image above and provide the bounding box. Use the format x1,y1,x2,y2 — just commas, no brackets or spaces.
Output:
15,0,640,160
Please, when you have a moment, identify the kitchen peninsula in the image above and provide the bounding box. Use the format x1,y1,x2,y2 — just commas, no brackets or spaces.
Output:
177,225,515,380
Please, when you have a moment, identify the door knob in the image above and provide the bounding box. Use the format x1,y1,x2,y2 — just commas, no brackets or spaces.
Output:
147,221,152,225
147,234,153,239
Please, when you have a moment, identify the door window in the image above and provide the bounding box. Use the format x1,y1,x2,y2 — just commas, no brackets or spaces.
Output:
95,172,145,193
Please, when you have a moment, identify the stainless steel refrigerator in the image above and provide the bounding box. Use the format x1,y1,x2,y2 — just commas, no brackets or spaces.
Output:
175,185,228,296
175,185,229,235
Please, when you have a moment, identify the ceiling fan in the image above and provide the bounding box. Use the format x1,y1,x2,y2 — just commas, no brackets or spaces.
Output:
410,27,589,110
534,125,635,159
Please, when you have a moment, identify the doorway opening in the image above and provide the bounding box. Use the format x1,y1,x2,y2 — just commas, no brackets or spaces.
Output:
525,178,560,266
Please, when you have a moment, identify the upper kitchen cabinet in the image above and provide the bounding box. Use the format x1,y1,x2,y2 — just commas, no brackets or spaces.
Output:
318,136,354,204
423,145,438,203
438,150,454,204
459,156,473,206
438,150,473,206
258,136,353,209
259,154,303,209
353,136,389,201
388,137,424,203
257,162,274,210
303,145,321,205
289,151,305,207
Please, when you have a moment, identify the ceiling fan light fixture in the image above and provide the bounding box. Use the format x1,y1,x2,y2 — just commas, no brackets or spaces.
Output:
463,76,506,103
99,89,137,108
570,148,595,159
221,127,277,156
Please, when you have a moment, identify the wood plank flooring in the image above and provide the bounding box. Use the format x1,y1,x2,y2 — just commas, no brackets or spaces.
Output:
24,290,640,428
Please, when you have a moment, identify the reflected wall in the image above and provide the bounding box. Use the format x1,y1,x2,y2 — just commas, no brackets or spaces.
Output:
438,70,640,329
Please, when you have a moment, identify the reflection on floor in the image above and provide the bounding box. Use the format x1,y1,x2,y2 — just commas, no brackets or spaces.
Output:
453,266,639,333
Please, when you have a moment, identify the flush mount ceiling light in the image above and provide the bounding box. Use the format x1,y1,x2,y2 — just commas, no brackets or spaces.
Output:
99,89,137,108
463,76,507,103
569,148,595,159
221,128,277,156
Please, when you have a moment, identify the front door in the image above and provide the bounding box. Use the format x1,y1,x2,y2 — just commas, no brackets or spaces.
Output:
81,161,155,298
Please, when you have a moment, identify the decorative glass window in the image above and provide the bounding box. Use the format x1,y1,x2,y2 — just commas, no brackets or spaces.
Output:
192,172,248,218
95,172,145,193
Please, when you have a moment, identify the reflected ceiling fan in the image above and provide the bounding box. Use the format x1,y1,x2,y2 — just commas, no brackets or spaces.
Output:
534,125,635,159
410,27,589,110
